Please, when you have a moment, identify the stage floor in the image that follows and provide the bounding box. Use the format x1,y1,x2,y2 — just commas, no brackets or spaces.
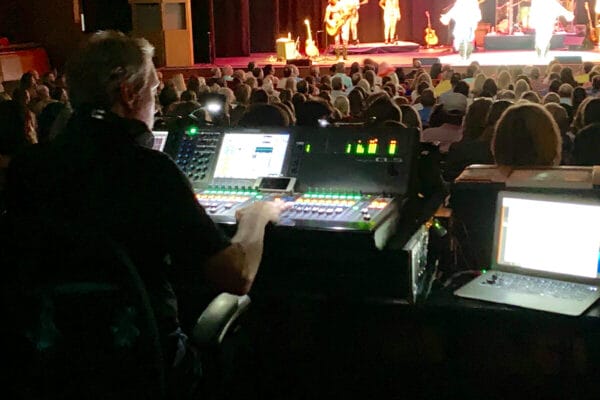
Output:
160,44,600,78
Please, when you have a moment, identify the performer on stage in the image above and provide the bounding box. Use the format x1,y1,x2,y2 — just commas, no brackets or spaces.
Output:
347,0,369,45
440,0,482,59
379,0,401,44
325,0,351,60
529,0,574,57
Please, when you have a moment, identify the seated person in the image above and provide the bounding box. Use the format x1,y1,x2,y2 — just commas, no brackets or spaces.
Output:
5,31,285,396
492,103,561,168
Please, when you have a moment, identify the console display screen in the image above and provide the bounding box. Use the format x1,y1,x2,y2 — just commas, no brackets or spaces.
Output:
213,133,289,179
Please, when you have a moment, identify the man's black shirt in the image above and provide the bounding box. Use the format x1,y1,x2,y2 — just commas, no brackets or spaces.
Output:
6,111,230,340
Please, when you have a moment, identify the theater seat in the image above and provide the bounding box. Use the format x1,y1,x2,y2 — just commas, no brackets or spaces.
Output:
0,217,252,399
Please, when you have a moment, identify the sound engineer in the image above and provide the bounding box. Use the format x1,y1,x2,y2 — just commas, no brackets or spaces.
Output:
5,31,285,394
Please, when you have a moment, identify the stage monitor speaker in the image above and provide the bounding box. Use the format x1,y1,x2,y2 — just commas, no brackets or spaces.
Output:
288,58,312,67
554,55,583,64
413,57,440,66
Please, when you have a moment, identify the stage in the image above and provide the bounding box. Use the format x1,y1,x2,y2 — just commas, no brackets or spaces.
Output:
159,44,600,80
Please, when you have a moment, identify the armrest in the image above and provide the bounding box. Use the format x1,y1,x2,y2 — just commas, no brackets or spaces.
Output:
192,293,251,349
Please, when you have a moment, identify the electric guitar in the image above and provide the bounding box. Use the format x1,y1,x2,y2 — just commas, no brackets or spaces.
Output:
584,2,598,44
304,19,320,57
424,11,439,46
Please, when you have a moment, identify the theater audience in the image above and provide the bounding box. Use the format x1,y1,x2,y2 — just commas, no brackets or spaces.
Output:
573,98,600,165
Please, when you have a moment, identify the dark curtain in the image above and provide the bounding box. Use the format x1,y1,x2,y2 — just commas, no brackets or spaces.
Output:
213,0,250,57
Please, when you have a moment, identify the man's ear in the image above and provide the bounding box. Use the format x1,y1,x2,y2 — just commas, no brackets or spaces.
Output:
118,81,139,112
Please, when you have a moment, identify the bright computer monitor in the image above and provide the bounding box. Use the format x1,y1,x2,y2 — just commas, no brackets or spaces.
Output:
213,132,290,179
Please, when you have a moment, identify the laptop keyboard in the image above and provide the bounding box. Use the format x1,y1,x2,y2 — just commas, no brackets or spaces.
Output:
481,272,599,301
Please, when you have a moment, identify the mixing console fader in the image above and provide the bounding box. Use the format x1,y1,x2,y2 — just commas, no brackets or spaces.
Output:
196,186,263,224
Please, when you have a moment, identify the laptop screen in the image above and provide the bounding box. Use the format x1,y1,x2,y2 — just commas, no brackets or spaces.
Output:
496,193,600,279
152,131,169,152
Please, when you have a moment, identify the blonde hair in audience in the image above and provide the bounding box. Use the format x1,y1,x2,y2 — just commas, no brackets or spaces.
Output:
513,79,530,99
497,70,512,90
492,103,561,166
520,90,541,103
572,96,594,134
472,73,486,96
542,92,560,104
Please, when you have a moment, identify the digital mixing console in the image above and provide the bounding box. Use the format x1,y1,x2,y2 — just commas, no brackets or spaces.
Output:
170,125,438,302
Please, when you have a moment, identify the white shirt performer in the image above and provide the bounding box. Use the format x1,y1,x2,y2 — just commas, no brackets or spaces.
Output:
346,0,368,45
379,0,401,44
529,0,574,57
440,0,482,59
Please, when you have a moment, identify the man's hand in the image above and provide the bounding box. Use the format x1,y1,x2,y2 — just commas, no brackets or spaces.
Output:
235,200,290,225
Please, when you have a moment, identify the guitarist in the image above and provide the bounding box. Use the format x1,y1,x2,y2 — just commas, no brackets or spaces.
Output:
325,0,351,60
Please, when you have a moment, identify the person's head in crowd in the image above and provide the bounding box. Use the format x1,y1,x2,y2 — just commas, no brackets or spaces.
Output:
234,84,251,106
463,98,493,140
37,102,66,144
268,95,280,104
278,88,291,103
383,83,397,98
453,81,470,97
364,91,389,109
50,86,68,104
222,65,233,78
331,76,344,91
178,89,196,103
513,79,530,99
364,70,376,91
19,71,37,98
282,65,292,79
245,76,258,89
309,65,320,78
399,104,422,131
239,103,288,127
350,62,360,76
560,67,577,87
351,72,362,86
482,78,498,97
590,70,599,85
412,59,422,69
290,65,300,78
158,84,179,111
571,96,594,134
296,100,332,127
247,61,256,71
440,92,467,114
450,72,462,88
364,96,401,126
348,87,365,117
65,31,158,130
35,84,51,101
334,95,350,117
394,96,409,106
481,99,512,140
542,92,560,104
320,75,332,87
497,70,512,90
285,77,297,93
582,97,600,126
593,75,600,92
515,74,531,87
250,88,269,104
415,72,433,89
262,64,274,78
558,83,573,100
292,92,306,112
583,61,594,74
548,79,561,94
493,103,561,167
274,102,295,125
262,76,276,94
218,87,235,107
429,62,443,80
472,73,487,97
319,91,332,104
297,79,308,94
520,90,541,103
395,67,406,83
572,86,587,111
465,64,479,78
420,89,436,107
529,67,541,80
233,69,245,81
357,79,370,93
210,66,222,79
187,75,202,95
305,75,315,86
252,67,264,80
544,102,569,137
42,71,56,87
496,89,516,101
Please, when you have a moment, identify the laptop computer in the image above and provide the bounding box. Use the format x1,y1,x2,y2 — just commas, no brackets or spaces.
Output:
152,130,169,152
454,191,600,316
